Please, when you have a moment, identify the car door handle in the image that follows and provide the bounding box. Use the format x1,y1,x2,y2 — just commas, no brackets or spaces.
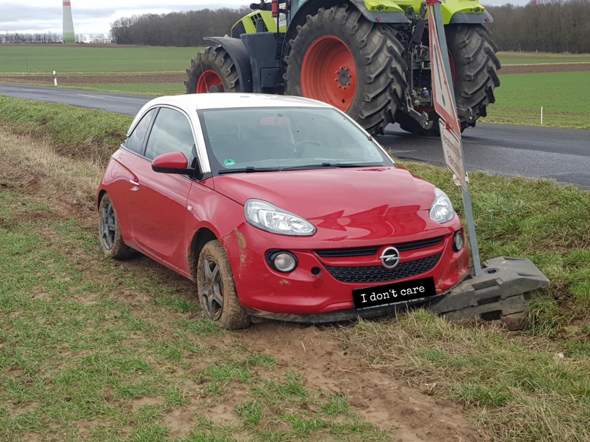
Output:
129,178,140,191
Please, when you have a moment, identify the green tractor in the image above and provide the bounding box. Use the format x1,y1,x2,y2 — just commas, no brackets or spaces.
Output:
185,0,500,135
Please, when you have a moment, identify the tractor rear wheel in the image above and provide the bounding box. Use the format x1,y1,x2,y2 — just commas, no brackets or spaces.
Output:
447,24,500,130
185,46,240,94
285,5,406,134
396,24,500,135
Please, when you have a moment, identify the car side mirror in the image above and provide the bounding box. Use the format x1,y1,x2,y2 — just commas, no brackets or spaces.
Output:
152,152,194,175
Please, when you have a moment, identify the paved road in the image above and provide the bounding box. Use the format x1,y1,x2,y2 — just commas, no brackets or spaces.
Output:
1,84,589,188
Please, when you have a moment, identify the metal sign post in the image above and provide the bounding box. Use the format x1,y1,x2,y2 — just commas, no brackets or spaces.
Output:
427,0,482,275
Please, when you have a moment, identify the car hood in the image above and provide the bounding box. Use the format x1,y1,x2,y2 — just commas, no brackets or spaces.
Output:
212,167,441,241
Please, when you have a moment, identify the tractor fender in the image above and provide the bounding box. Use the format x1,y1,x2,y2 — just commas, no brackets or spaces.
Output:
205,37,253,92
286,0,409,47
449,10,493,25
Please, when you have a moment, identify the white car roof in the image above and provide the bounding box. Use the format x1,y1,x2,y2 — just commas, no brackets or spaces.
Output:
143,93,330,113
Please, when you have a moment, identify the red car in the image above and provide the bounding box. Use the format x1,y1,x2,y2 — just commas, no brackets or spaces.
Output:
98,94,469,329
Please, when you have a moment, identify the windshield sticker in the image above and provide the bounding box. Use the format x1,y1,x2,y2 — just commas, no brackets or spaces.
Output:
223,159,236,167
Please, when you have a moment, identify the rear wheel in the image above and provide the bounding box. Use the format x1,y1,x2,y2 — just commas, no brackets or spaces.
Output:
285,5,406,134
396,24,500,135
447,24,500,130
98,194,135,260
185,46,240,94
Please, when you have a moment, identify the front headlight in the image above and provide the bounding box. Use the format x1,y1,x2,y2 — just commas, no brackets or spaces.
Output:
244,199,316,236
429,188,456,224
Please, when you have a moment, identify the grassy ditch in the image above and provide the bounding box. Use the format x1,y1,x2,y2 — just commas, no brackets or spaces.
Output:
0,96,589,441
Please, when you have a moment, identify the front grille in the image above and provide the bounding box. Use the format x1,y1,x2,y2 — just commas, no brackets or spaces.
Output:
324,253,441,283
315,235,445,258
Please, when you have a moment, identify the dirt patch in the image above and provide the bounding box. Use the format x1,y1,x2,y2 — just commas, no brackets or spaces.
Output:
242,323,483,441
131,396,163,412
501,63,590,74
163,407,197,439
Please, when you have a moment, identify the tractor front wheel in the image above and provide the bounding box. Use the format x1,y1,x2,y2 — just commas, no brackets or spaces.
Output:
185,46,240,94
285,5,406,134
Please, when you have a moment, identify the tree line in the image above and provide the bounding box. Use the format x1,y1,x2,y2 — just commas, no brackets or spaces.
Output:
109,1,590,53
488,0,590,53
110,8,248,46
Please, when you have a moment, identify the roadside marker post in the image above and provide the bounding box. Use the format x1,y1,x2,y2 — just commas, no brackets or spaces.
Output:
53,70,58,87
426,0,482,275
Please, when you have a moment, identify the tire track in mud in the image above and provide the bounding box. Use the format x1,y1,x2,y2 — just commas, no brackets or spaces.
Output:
241,323,482,441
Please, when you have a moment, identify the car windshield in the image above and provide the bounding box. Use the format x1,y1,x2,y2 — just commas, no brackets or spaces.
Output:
198,107,393,174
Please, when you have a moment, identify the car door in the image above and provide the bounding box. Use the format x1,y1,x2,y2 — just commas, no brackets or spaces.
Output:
107,108,157,247
130,106,196,270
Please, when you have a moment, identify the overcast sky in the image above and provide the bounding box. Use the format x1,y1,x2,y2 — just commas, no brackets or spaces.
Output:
1,0,525,35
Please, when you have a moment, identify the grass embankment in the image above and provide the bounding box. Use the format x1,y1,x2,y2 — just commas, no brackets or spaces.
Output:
482,71,590,129
0,96,589,441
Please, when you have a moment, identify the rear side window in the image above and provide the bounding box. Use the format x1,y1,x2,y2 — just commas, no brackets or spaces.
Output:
125,109,155,154
145,108,195,161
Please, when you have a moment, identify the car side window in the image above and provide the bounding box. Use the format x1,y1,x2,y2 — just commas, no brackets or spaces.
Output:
124,109,156,155
145,107,196,161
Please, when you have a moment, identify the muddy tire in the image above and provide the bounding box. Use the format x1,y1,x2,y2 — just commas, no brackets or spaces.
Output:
196,240,250,330
98,193,135,260
447,24,501,130
185,46,240,94
285,5,406,134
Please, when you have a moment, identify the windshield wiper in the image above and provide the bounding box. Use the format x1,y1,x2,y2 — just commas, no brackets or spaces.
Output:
217,162,384,174
318,162,384,168
218,166,281,174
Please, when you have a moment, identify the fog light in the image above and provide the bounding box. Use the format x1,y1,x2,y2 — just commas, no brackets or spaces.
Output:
270,251,297,273
453,230,465,251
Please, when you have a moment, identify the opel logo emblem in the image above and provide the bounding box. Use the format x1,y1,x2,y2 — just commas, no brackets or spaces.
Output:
379,246,400,269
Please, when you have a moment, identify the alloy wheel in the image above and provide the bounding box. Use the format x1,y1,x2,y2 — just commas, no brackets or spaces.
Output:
201,256,224,320
99,198,117,251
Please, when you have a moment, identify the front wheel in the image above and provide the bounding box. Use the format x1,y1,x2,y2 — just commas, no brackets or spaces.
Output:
185,46,240,94
196,240,251,330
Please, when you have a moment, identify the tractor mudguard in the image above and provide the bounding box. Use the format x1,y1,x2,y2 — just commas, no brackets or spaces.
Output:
290,0,489,26
204,37,253,92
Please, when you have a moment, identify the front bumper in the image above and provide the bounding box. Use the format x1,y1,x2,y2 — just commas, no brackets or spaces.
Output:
244,257,549,326
222,223,470,315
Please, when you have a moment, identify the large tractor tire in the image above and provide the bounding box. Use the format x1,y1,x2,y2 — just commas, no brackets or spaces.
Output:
285,5,406,134
397,24,500,136
447,24,500,130
185,46,240,94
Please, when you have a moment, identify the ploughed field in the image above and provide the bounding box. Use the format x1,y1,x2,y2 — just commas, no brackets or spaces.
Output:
0,96,589,441
0,46,589,129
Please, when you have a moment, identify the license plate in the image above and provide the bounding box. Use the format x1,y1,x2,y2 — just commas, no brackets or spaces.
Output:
353,277,436,309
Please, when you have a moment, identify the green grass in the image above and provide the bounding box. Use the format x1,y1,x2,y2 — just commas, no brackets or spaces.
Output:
498,51,590,65
0,45,202,74
482,71,590,129
0,96,589,441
